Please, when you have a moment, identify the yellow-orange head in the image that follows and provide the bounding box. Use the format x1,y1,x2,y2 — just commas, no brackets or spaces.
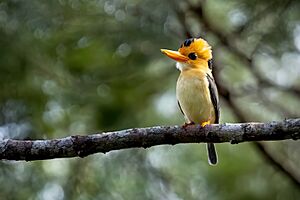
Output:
161,38,212,71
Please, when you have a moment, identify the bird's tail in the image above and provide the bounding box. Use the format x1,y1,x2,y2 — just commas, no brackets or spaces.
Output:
207,143,218,165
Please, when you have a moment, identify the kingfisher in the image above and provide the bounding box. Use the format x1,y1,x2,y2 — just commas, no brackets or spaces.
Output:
161,38,220,165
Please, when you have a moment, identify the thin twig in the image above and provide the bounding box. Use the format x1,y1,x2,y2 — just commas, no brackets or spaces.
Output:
173,3,300,189
254,142,300,187
188,1,300,98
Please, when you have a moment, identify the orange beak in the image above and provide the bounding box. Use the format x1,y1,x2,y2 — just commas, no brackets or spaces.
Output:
160,49,189,62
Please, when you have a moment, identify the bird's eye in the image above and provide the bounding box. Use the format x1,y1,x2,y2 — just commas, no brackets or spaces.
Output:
188,53,197,60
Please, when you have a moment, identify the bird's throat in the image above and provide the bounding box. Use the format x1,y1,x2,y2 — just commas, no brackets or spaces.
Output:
176,62,191,71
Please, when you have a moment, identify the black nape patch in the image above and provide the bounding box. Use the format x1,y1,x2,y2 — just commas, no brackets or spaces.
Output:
208,59,213,69
183,38,194,47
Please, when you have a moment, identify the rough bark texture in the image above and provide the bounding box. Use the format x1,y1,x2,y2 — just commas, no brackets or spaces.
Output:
0,118,299,161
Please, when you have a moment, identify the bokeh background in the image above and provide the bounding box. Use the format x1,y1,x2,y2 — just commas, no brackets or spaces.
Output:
0,0,300,199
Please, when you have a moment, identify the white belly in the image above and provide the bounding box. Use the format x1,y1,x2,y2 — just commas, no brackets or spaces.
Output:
176,74,215,124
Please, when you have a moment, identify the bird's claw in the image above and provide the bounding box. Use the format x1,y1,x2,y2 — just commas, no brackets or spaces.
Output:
182,122,195,129
201,121,211,127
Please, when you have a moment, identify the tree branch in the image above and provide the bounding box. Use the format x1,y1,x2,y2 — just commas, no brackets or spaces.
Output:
174,3,300,188
188,2,300,99
254,142,300,187
0,119,299,161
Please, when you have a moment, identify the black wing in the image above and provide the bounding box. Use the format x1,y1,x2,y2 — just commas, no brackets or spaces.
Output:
177,100,185,116
206,74,220,123
208,59,213,70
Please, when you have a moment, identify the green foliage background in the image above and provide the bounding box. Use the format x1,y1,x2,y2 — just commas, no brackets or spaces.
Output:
0,0,299,199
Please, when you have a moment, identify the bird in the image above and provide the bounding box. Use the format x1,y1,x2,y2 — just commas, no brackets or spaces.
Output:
160,37,220,165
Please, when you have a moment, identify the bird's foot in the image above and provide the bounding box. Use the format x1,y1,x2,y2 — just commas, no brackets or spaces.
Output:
182,122,195,129
201,120,211,127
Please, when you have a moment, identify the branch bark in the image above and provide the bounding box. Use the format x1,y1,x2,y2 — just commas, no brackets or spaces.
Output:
0,119,299,161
